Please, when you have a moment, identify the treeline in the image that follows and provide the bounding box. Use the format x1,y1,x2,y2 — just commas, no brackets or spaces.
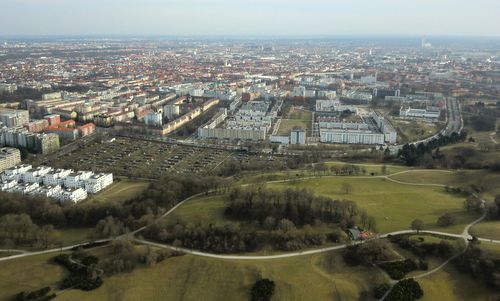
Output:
225,187,376,230
398,132,467,166
216,151,323,177
454,243,500,289
389,235,459,259
144,223,254,253
0,175,228,247
0,214,56,248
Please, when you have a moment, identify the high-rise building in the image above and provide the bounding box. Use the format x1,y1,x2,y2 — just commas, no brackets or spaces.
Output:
0,109,29,128
35,133,60,154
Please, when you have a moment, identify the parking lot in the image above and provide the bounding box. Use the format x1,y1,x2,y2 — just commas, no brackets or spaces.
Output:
43,137,278,178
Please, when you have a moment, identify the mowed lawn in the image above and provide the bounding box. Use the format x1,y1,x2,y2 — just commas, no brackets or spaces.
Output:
56,252,384,301
87,180,150,203
389,169,500,199
268,176,477,233
471,221,500,240
54,227,93,246
0,253,67,301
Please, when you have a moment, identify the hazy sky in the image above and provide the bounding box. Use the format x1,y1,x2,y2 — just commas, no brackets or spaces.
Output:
1,0,499,36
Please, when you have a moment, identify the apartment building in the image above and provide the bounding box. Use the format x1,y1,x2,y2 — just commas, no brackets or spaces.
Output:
0,165,113,203
0,148,21,173
84,173,114,193
0,109,29,128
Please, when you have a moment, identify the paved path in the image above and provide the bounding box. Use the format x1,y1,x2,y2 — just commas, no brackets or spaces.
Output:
380,212,487,300
490,132,498,145
0,168,496,274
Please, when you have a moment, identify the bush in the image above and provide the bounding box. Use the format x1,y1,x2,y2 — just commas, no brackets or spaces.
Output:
251,279,275,301
52,254,102,291
385,278,424,301
378,259,419,280
436,212,455,227
16,287,56,301
373,283,391,299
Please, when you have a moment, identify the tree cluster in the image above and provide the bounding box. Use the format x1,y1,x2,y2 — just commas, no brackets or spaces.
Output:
144,222,254,253
0,214,56,249
343,240,394,266
15,287,56,301
225,187,374,230
53,254,102,291
486,195,500,220
454,244,500,289
398,132,467,166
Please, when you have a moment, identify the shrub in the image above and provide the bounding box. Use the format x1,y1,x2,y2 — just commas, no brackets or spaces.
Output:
378,259,419,280
373,283,391,299
251,279,275,301
385,278,424,301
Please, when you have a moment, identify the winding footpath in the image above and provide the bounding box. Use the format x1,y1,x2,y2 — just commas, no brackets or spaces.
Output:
1,168,498,269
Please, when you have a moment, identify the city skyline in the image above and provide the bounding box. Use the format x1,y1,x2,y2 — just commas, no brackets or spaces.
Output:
1,0,499,36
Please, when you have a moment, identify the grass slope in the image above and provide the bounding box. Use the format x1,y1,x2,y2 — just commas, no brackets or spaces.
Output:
471,221,500,240
88,180,150,203
56,252,382,301
419,264,499,301
268,175,476,233
0,253,66,301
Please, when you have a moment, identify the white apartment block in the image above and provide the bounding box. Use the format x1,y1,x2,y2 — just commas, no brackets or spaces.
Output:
85,173,113,194
64,170,94,188
43,169,73,186
2,164,32,181
22,166,53,184
9,182,40,194
55,188,88,203
0,179,18,191
0,165,113,203
320,129,385,145
32,185,63,198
